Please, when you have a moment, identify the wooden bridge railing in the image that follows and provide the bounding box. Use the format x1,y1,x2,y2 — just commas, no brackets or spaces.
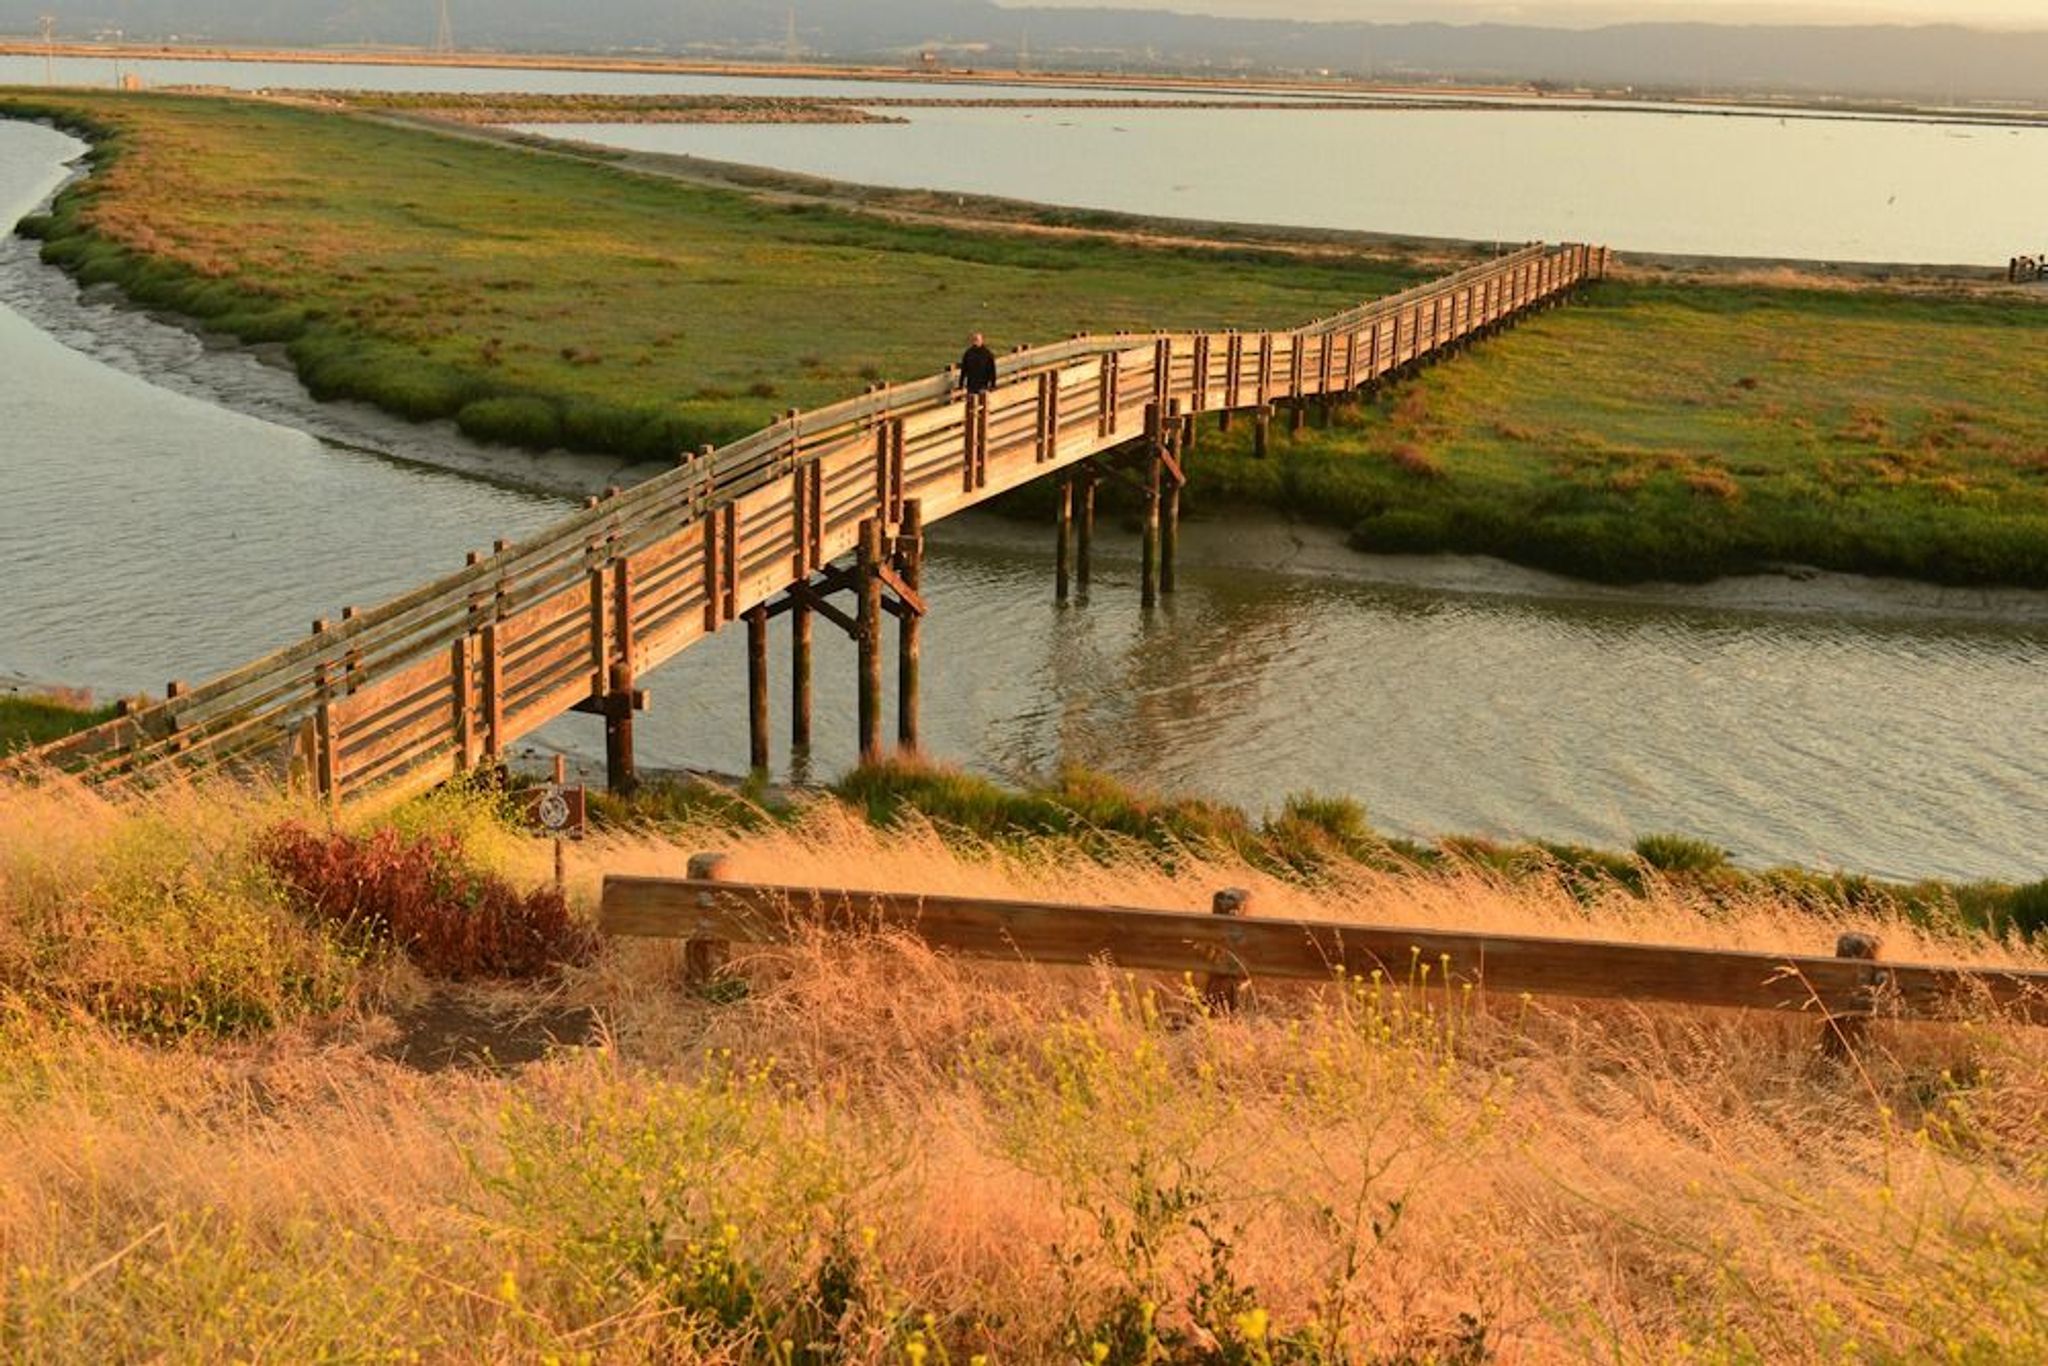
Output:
600,870,2048,1031
9,242,1609,803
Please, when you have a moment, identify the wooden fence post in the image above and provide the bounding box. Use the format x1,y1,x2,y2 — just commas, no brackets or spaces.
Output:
1203,887,1252,1011
685,851,732,988
310,622,335,803
1822,932,1884,1061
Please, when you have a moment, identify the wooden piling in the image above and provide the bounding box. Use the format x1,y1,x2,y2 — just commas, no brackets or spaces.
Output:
1141,404,1163,609
898,500,924,753
790,600,813,753
1162,405,1182,596
1289,398,1307,436
1077,465,1096,591
1055,473,1073,603
1252,405,1272,459
684,851,731,988
856,518,884,763
603,660,637,796
745,605,769,776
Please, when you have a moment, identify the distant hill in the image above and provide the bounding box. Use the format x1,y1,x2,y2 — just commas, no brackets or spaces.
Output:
3,2,2044,105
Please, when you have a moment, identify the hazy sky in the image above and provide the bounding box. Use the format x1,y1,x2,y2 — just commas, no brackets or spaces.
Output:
1004,2,2048,29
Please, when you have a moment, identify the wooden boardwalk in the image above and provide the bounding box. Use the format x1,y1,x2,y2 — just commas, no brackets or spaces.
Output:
11,242,1607,803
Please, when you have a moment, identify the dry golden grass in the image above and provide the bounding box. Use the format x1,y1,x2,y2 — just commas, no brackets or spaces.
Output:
0,780,2043,1362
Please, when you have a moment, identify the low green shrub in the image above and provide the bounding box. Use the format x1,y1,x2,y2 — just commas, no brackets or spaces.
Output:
2004,879,2048,941
1634,833,1733,876
457,394,563,450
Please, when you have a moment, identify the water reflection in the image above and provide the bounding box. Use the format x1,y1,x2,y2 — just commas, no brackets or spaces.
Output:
0,120,565,690
535,519,2046,884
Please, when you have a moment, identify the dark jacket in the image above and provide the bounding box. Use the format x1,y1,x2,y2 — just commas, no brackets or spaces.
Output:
959,344,998,394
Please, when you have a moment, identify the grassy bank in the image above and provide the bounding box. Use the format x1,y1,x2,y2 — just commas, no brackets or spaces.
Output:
608,758,2048,944
0,92,1417,462
3,93,2041,585
0,690,115,751
999,282,2048,585
0,775,2043,1362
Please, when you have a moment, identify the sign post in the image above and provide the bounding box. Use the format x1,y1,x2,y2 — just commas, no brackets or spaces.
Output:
523,755,586,894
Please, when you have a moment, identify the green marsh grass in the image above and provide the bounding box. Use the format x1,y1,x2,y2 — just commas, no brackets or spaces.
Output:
1,92,1419,462
607,758,2048,942
7,96,2041,582
1159,283,2048,585
0,691,115,751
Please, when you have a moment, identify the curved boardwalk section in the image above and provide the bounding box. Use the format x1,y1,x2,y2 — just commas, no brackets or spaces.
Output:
13,243,1606,803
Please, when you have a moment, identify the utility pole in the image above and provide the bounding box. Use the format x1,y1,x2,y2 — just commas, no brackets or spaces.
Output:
37,14,55,86
434,0,454,55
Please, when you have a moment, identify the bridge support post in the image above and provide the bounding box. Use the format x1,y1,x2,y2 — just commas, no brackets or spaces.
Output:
1289,398,1308,436
857,518,884,764
1218,407,1232,434
746,605,770,777
1252,405,1271,459
790,601,812,757
602,661,639,798
1077,464,1096,592
1162,404,1183,596
1055,472,1073,603
1141,404,1163,609
897,500,924,753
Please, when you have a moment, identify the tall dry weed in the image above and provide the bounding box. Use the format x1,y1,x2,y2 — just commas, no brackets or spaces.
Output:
0,787,2040,1361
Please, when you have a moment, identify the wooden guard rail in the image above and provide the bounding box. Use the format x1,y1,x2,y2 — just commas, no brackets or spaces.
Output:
600,872,2048,1029
9,242,1609,803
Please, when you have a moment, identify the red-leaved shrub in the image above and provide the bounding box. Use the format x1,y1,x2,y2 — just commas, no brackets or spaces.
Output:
259,824,593,980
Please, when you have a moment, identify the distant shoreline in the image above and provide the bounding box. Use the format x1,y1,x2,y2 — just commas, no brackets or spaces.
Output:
5,38,2045,124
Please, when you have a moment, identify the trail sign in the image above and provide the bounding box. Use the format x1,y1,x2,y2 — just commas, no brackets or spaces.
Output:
523,782,586,840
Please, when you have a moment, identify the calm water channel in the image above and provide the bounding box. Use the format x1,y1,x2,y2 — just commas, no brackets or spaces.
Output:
7,52,2043,261
1,118,2042,883
529,107,2048,265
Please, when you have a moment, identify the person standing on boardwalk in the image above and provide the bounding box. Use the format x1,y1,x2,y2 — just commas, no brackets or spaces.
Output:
958,333,999,395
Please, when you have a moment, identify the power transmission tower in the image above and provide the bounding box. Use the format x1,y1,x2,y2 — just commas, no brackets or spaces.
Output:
434,0,454,54
37,14,55,86
784,8,800,65
1018,30,1030,75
